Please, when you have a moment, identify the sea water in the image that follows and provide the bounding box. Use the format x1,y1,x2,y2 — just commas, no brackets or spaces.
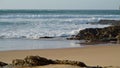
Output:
0,10,120,51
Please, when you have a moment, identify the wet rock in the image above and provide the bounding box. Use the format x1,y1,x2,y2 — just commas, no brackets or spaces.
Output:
98,20,120,25
89,20,120,25
76,28,101,41
69,25,120,43
67,35,81,40
0,61,8,67
39,36,54,39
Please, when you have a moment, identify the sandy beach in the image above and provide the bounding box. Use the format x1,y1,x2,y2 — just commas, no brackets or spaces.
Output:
0,45,120,67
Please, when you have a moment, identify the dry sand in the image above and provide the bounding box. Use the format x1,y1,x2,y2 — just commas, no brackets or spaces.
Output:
23,64,82,68
0,45,120,67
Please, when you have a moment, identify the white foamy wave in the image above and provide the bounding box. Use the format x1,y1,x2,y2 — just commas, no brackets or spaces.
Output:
0,13,118,39
0,23,110,39
1,14,120,20
69,29,80,35
68,24,110,36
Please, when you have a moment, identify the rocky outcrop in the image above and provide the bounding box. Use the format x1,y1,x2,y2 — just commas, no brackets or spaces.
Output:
12,59,25,66
98,20,120,25
24,56,54,66
12,56,87,67
68,25,120,43
12,56,55,66
54,60,87,67
90,20,120,25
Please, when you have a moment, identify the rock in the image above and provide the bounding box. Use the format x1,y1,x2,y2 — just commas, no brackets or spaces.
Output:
12,59,25,66
116,34,120,44
77,28,101,41
0,61,8,67
89,20,120,25
39,36,54,39
73,28,102,42
98,20,120,25
69,25,120,43
54,60,87,67
24,56,55,66
12,56,55,67
87,66,102,68
12,56,88,67
67,35,81,40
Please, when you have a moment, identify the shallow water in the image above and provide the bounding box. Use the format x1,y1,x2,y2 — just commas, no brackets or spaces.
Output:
0,38,83,51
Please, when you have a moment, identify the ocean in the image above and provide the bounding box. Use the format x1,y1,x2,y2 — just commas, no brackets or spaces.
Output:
0,10,120,51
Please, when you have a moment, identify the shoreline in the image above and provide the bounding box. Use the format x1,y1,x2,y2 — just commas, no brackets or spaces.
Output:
0,38,118,51
0,45,120,66
0,43,118,52
0,39,81,51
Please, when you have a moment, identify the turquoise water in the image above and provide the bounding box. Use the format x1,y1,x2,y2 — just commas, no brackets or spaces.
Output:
0,10,120,51
0,10,120,15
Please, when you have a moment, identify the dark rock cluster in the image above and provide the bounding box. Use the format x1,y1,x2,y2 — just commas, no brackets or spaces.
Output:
97,20,120,25
12,56,87,67
12,56,55,66
68,25,120,43
90,20,120,25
